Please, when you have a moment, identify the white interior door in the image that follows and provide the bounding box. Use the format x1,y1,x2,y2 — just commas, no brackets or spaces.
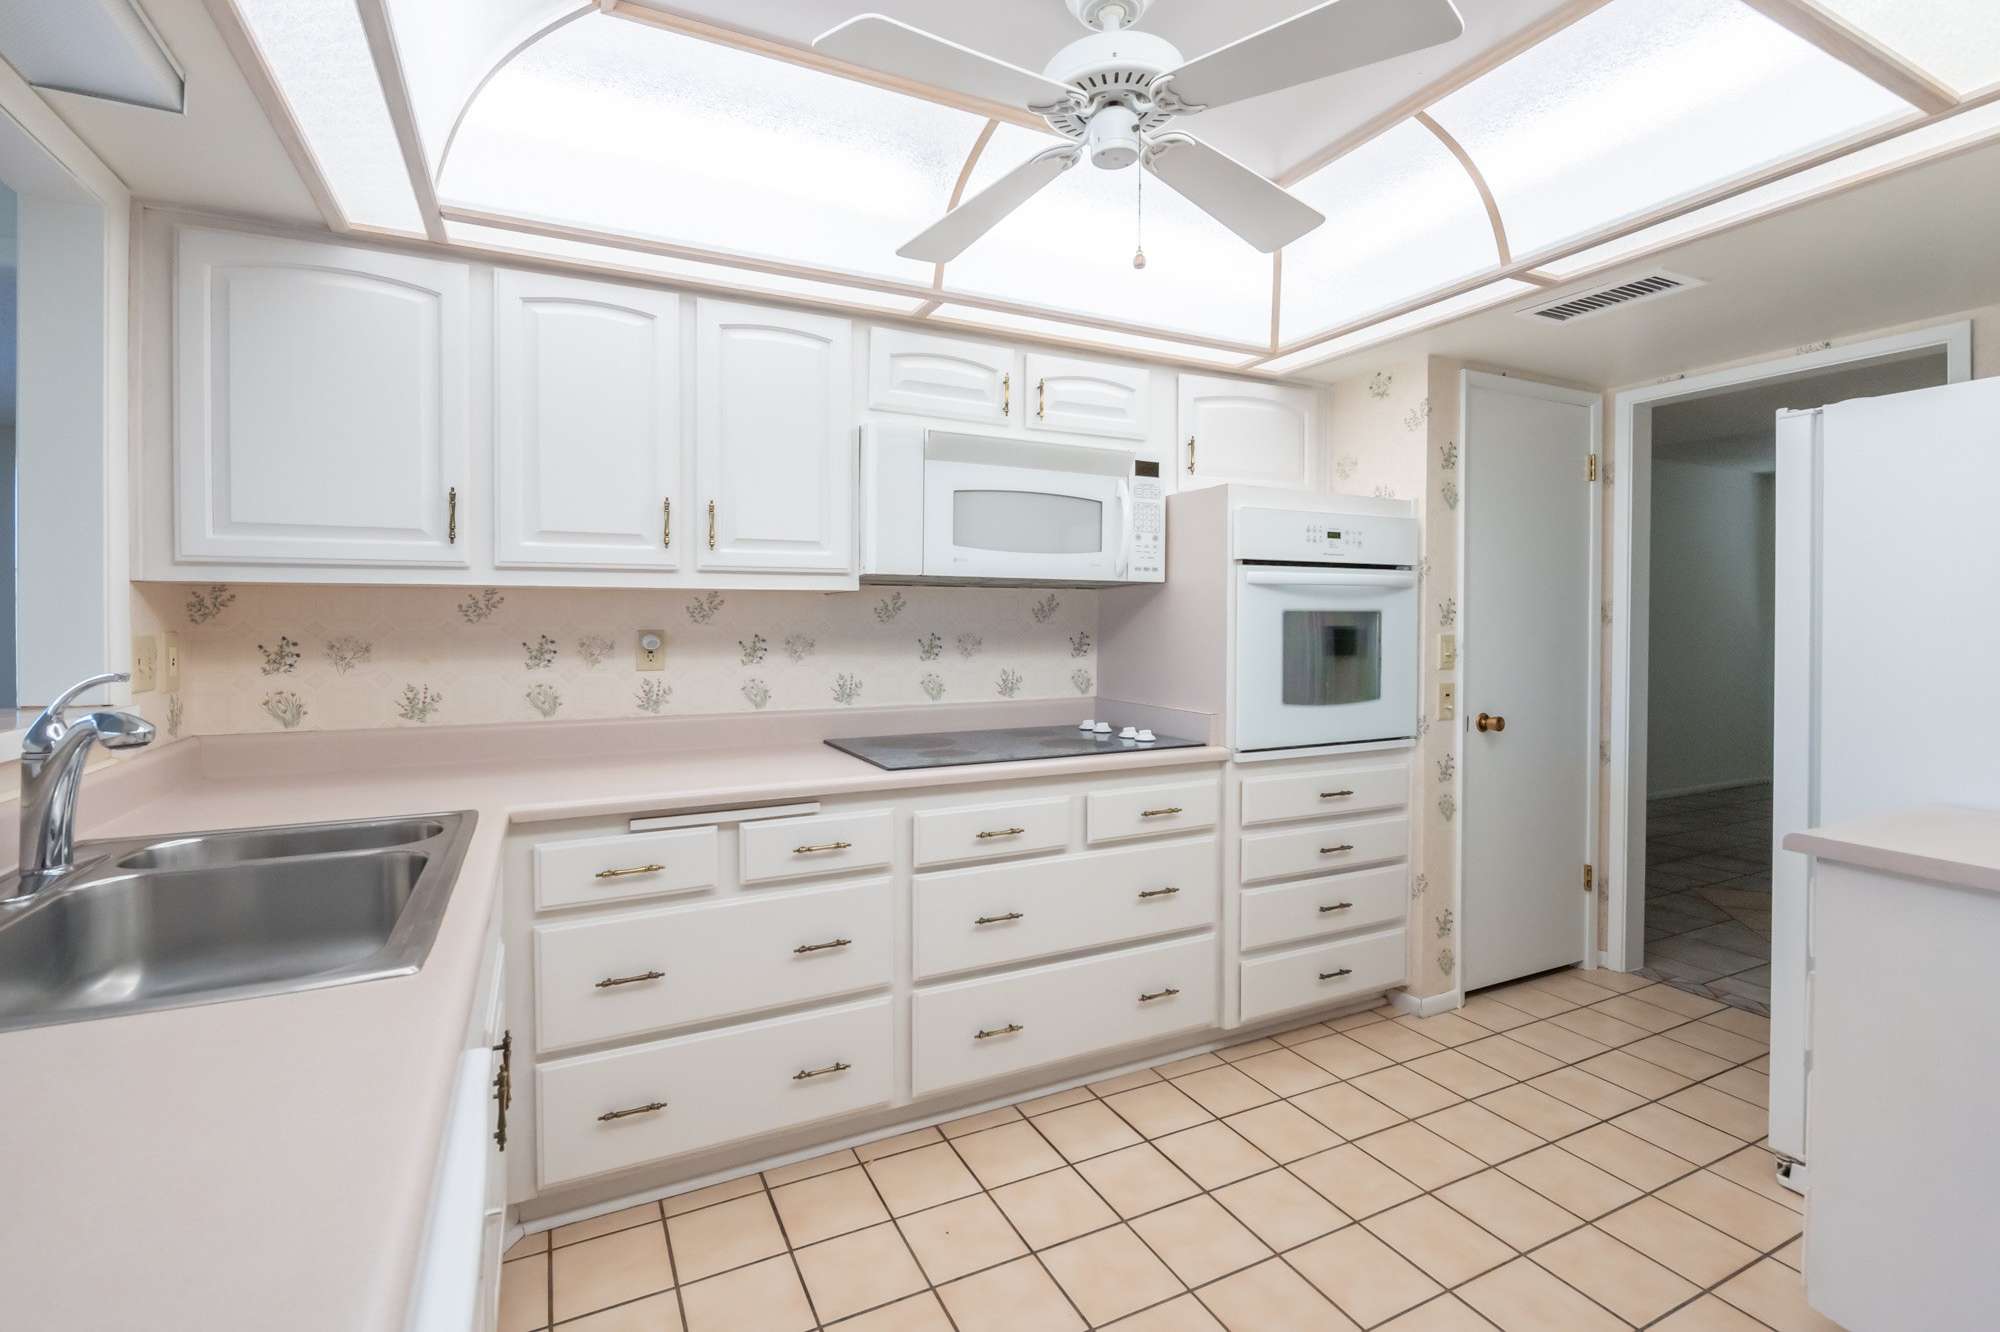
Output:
1461,371,1599,991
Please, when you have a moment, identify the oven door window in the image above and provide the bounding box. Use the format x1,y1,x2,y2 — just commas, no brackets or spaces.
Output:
952,489,1104,555
1281,610,1382,706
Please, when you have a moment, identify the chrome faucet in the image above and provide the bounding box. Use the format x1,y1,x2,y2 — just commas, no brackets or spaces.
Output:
12,672,156,899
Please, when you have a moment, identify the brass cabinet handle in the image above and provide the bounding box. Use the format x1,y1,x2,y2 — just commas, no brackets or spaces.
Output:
1319,968,1353,981
1002,372,1010,417
662,497,672,548
491,1029,512,1150
1137,886,1180,899
707,499,717,550
1476,712,1506,733
1318,901,1355,914
598,1100,668,1122
447,486,458,544
595,969,666,988
1319,789,1355,799
793,840,853,855
793,938,852,954
975,911,1025,925
1186,435,1196,474
976,826,1026,840
595,863,665,879
793,1061,851,1080
1140,806,1184,818
1139,987,1181,1002
975,1023,1024,1040
1037,377,1047,419
1319,844,1356,855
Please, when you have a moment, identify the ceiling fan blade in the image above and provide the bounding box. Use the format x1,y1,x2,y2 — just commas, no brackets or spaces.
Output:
814,15,1076,113
898,147,1081,263
1162,0,1465,112
1143,135,1324,252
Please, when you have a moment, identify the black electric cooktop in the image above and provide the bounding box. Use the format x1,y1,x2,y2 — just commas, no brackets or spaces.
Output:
826,725,1204,771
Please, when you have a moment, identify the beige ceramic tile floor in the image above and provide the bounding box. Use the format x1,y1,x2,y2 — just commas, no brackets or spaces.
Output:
500,967,1840,1331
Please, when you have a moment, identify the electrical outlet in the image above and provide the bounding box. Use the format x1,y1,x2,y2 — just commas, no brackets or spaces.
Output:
162,632,183,693
1438,682,1456,721
636,629,666,672
1438,633,1457,671
131,636,159,693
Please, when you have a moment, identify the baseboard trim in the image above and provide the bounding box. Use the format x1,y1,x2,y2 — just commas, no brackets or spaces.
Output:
1388,988,1463,1018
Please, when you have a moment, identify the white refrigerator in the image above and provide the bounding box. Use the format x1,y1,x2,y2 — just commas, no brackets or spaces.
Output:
1770,375,2000,1166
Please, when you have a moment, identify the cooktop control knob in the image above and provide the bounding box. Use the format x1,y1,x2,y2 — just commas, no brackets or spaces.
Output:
1119,726,1139,739
1093,722,1113,734
1078,718,1095,730
1136,729,1156,743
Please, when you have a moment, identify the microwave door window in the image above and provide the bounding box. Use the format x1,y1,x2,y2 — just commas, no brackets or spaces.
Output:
952,490,1104,554
1282,610,1382,705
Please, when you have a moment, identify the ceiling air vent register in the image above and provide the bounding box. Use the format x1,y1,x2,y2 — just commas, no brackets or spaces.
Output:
1520,271,1706,324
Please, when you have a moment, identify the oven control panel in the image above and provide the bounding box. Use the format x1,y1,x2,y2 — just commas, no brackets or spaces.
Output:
1233,505,1419,566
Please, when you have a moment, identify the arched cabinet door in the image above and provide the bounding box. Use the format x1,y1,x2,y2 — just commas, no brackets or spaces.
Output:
174,227,470,567
693,298,855,575
1176,373,1318,491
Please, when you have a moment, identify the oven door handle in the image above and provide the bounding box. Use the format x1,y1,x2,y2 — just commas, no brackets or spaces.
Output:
1241,569,1417,589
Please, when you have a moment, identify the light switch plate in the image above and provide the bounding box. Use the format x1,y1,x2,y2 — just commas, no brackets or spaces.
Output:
636,629,666,672
1438,682,1456,721
1438,633,1457,671
162,632,183,693
131,636,159,693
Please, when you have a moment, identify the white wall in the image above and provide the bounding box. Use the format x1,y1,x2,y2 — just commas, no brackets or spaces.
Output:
1647,460,1775,795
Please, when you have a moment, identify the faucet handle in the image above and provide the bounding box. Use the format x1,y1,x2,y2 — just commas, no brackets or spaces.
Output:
24,672,132,753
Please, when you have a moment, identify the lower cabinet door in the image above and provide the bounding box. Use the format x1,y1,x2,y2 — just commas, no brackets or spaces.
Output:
912,935,1216,1097
536,997,893,1188
1239,928,1406,1024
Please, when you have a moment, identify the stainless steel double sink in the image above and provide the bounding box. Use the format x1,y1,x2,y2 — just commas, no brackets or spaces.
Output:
0,811,476,1034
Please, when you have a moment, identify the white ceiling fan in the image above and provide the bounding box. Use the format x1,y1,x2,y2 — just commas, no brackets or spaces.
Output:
815,0,1466,262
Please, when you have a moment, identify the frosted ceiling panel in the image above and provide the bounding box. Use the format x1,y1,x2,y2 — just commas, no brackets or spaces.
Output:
1428,0,1913,258
387,0,585,172
927,305,1263,367
443,14,983,285
234,0,424,232
1279,118,1502,344
1259,279,1537,375
941,124,1273,346
1811,0,2000,96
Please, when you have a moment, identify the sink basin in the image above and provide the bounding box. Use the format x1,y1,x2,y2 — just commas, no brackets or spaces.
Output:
0,812,474,1034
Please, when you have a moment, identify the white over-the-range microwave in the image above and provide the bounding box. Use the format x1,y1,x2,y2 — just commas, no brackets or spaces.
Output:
858,423,1165,586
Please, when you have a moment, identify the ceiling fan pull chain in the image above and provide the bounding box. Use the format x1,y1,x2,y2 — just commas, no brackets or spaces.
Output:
1133,159,1147,270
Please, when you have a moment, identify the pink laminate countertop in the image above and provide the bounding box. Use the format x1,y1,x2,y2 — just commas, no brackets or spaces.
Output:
0,731,1227,1332
1782,805,2000,896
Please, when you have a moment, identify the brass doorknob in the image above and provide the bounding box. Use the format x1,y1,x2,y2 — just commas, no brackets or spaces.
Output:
1476,712,1506,733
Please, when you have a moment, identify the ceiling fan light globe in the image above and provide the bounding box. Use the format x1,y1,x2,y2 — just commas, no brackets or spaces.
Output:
1086,103,1143,170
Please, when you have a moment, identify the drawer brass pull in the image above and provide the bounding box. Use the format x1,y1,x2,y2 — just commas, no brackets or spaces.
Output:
793,840,853,855
1319,789,1355,799
707,499,717,551
595,863,665,879
1318,901,1355,914
1002,372,1011,417
595,969,666,988
974,911,1025,925
793,938,852,954
975,1023,1024,1040
1137,886,1180,899
1320,844,1356,855
1139,987,1181,1002
976,826,1026,840
662,496,672,548
1140,806,1184,818
1037,376,1047,419
793,1061,851,1080
447,486,458,544
1186,434,1196,475
598,1100,668,1122
492,1030,512,1151
1318,968,1353,981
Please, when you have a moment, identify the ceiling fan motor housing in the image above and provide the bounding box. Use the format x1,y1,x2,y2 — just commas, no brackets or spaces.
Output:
1041,27,1184,148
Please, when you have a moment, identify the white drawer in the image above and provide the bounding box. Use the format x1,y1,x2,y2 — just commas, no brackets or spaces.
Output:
1239,927,1406,1024
537,997,893,1187
535,879,893,1051
1240,761,1409,827
1086,778,1220,845
534,826,719,911
1240,813,1408,884
1240,864,1409,952
912,934,1216,1097
915,840,1217,980
739,809,893,884
912,795,1069,868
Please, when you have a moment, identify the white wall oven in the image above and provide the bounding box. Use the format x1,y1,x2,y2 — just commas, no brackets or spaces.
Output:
860,424,1164,585
1233,506,1419,751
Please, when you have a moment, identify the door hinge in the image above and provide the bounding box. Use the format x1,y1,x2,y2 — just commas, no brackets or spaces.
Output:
1583,864,1594,893
1586,453,1599,482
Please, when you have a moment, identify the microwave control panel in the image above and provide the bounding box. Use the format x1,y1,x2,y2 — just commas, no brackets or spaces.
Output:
1234,505,1419,566
1128,461,1165,581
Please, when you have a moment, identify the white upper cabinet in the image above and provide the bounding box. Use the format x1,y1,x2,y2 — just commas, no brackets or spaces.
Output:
1024,351,1150,441
867,328,1015,425
175,228,470,566
694,298,855,574
493,270,681,569
1177,374,1319,490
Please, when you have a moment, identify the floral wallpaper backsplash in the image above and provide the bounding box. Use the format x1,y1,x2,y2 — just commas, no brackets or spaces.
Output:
133,582,1097,736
